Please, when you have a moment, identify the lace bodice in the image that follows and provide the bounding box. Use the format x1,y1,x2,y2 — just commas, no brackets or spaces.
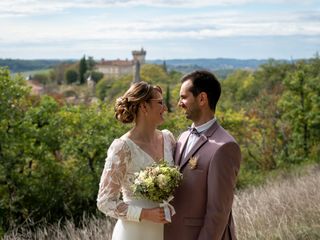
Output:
97,129,176,222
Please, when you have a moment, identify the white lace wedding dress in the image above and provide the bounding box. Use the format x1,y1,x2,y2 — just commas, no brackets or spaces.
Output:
97,129,175,240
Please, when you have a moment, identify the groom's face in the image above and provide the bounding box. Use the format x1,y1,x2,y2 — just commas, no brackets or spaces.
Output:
178,80,201,121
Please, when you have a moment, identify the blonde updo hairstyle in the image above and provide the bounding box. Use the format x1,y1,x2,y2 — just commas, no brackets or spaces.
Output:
115,81,162,123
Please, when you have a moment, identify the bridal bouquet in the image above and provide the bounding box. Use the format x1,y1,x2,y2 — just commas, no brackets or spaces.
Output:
132,160,182,221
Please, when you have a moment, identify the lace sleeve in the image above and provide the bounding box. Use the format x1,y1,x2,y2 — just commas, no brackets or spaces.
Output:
162,129,176,166
163,129,176,154
97,139,141,221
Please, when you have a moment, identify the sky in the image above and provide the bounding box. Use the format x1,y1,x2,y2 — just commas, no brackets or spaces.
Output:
0,0,320,60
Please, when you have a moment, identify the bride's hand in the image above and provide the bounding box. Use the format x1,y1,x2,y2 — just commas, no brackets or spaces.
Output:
140,207,168,223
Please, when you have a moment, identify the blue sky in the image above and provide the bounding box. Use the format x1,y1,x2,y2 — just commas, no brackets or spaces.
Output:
0,0,319,60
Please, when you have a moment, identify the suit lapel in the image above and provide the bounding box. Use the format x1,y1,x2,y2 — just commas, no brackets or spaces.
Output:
179,121,220,169
175,131,190,165
180,135,207,169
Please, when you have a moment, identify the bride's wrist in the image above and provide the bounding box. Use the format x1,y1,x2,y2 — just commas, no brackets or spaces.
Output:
140,208,147,220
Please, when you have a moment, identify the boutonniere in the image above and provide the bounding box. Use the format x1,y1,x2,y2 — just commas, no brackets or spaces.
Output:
188,156,199,170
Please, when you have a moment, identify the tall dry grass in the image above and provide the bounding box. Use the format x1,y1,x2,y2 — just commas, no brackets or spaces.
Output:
3,216,115,240
234,165,320,240
4,165,320,240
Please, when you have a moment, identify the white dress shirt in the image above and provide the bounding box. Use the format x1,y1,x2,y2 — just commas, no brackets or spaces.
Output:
183,118,216,158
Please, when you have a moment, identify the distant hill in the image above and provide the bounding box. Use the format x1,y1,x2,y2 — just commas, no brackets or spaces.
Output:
1,58,288,76
148,58,288,72
0,59,76,73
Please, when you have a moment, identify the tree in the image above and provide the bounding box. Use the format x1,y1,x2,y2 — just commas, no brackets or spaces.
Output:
87,56,95,71
33,72,49,85
279,60,320,163
141,64,170,86
53,63,69,84
220,69,254,110
65,69,78,84
165,85,172,112
0,67,31,233
79,55,87,84
162,60,167,73
0,67,128,235
95,78,112,100
85,71,104,83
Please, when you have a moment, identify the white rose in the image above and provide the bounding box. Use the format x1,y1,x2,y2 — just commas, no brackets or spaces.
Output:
138,171,147,181
157,174,168,189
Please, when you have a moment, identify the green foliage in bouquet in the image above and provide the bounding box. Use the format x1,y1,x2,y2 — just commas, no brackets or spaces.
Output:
132,161,183,202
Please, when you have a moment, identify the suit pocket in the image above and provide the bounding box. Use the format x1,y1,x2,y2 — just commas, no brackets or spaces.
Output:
183,217,204,226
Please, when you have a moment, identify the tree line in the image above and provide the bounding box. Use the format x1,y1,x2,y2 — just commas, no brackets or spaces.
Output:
0,59,74,73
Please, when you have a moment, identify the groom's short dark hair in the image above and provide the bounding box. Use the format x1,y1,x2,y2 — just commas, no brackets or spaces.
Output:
181,70,221,111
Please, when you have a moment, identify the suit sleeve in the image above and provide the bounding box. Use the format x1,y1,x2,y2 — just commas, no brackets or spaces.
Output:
198,142,241,240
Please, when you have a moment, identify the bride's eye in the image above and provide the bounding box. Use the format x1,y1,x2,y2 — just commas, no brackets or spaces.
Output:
149,98,164,106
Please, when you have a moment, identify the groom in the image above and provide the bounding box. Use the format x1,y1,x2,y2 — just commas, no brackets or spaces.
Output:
164,70,241,240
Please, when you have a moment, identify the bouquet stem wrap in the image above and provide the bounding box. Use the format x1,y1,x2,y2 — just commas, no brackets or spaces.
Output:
159,196,175,222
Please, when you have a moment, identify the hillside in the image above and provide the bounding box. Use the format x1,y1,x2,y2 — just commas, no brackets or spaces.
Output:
0,59,76,73
148,58,289,72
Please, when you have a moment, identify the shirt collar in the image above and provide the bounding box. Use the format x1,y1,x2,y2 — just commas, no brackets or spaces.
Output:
192,118,216,134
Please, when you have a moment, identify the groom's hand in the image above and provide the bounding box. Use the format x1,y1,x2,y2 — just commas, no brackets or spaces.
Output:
140,207,169,223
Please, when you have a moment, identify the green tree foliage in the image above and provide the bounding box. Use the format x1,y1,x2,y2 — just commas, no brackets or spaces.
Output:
141,64,170,86
65,69,78,84
33,73,50,85
165,85,172,112
0,67,128,235
0,68,32,233
220,69,255,110
105,75,132,101
52,63,69,84
95,78,114,100
218,57,319,186
79,56,88,85
162,61,167,73
86,56,96,71
279,59,320,163
85,71,104,83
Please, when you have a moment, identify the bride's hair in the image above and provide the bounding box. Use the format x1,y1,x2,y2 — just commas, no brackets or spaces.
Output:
115,81,162,123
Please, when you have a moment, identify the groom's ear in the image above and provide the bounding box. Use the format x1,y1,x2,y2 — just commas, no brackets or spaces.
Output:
198,92,208,107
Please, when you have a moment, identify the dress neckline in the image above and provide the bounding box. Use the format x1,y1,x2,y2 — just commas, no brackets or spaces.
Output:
123,130,165,163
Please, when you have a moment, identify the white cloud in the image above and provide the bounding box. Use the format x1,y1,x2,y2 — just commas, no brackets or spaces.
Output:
1,9,320,46
0,0,317,17
89,10,320,38
0,0,319,59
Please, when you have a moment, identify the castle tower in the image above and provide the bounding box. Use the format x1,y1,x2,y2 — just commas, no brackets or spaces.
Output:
132,48,146,64
132,48,146,83
133,60,141,84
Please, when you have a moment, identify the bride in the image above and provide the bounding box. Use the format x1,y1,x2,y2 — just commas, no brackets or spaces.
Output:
97,82,175,240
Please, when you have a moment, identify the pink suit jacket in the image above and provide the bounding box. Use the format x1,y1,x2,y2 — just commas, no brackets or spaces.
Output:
164,121,241,240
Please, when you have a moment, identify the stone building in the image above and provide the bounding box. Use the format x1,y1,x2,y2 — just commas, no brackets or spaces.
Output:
95,48,146,83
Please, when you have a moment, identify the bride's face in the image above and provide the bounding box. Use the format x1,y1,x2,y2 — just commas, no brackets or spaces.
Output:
147,91,167,125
